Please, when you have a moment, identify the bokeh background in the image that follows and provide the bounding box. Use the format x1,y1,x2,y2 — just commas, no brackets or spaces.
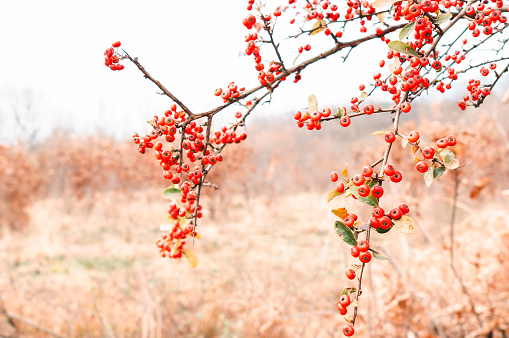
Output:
1,1,509,337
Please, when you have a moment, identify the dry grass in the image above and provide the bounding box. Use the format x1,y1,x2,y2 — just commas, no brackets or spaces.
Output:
1,103,509,337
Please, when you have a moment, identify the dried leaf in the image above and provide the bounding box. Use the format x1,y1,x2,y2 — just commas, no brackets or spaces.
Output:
182,249,199,268
376,12,386,23
342,163,348,178
424,164,434,187
372,130,388,136
310,20,327,35
327,188,343,203
359,92,368,102
308,94,318,112
389,58,401,74
394,215,414,234
331,207,348,219
402,137,409,148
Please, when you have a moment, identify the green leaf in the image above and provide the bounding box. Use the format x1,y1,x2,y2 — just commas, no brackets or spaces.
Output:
349,180,379,207
372,251,389,260
334,221,358,246
163,185,181,200
424,164,434,187
435,13,452,24
399,22,416,40
308,94,318,112
442,150,460,170
337,106,345,118
433,166,446,178
375,225,392,234
388,41,420,57
341,287,357,296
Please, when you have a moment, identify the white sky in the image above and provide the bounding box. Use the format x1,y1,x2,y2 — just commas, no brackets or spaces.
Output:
0,1,507,144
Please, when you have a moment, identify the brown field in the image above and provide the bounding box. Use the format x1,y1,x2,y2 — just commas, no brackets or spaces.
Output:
1,100,509,337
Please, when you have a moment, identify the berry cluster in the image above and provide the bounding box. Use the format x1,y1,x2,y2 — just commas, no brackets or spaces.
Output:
294,107,332,130
214,82,245,103
103,41,124,71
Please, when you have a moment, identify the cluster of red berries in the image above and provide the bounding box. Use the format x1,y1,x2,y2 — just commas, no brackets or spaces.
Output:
415,135,456,173
243,11,287,87
337,292,355,335
350,240,372,263
214,82,245,103
467,6,507,38
294,107,332,130
103,41,124,71
457,77,492,109
371,203,409,228
212,126,247,145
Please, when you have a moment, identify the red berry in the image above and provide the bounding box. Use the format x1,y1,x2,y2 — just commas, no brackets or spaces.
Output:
422,147,435,159
363,104,375,115
389,207,403,219
373,207,385,218
369,217,380,228
446,135,457,146
416,161,429,173
331,171,339,182
351,246,360,258
383,164,396,176
401,102,412,113
362,165,373,177
346,268,356,280
385,131,396,143
357,240,369,252
112,41,121,48
339,294,351,307
399,203,410,213
359,251,372,263
337,303,347,315
337,182,345,193
352,174,365,186
437,138,448,148
358,184,370,197
372,185,384,198
390,171,403,183
340,116,351,127
343,324,355,336
379,216,392,229
408,130,420,143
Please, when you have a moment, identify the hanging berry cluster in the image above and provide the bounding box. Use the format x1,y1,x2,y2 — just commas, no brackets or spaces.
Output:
104,41,124,71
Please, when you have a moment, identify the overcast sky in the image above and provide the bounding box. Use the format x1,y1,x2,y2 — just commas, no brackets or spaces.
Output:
0,1,507,144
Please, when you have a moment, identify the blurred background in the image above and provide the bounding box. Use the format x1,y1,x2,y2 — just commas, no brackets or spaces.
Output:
1,1,509,337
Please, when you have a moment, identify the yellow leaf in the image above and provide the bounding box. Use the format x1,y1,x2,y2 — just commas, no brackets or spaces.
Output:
372,130,388,136
327,188,343,203
376,12,386,23
182,249,199,268
412,145,419,154
331,207,348,219
342,163,348,178
170,239,181,257
394,215,414,234
401,137,409,148
310,20,327,35
193,232,202,239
